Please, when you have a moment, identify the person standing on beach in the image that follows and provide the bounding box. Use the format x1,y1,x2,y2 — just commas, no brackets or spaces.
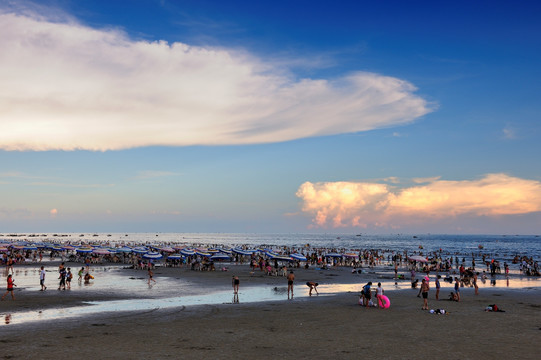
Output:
287,271,295,299
66,268,73,290
58,266,67,290
1,274,16,300
454,277,461,302
420,278,429,310
473,272,479,295
39,266,47,291
362,282,372,307
376,282,384,308
435,275,441,300
232,275,240,294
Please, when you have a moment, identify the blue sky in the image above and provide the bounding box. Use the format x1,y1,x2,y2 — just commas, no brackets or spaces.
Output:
1,0,540,234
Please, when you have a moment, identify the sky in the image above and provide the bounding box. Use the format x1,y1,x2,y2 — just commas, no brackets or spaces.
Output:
0,0,540,234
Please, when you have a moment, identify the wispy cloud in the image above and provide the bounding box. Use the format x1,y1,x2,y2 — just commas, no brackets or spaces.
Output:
0,9,432,151
296,174,541,229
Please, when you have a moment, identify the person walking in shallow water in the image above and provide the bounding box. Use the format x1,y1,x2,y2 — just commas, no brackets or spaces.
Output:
1,274,16,300
148,268,156,285
287,271,295,299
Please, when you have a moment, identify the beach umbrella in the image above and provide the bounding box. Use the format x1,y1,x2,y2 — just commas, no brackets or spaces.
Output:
290,253,307,261
325,253,343,258
409,255,428,263
132,247,149,254
343,253,359,258
195,250,212,257
218,248,232,255
115,246,133,253
210,254,231,261
265,251,294,262
92,248,111,255
143,252,163,260
232,248,255,256
23,245,38,251
160,246,175,253
76,248,93,253
167,254,184,260
180,248,195,256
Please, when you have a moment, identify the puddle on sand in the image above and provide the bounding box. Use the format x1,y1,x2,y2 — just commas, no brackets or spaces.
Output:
0,285,335,326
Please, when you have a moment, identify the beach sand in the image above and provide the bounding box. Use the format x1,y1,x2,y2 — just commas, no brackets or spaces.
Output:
1,262,540,359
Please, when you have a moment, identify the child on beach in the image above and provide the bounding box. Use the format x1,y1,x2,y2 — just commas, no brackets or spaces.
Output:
66,268,73,289
78,267,84,282
376,282,384,308
1,274,16,300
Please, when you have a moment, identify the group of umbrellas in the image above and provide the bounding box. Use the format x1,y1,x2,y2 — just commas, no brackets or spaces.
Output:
1,241,379,264
0,241,316,263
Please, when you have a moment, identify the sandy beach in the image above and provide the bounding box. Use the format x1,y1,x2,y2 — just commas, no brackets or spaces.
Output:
1,262,540,360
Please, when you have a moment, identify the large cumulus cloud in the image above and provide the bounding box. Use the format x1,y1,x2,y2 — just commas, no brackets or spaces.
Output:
296,174,541,229
0,10,431,151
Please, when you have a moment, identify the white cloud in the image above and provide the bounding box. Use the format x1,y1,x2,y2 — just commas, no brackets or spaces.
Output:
0,10,432,151
296,174,541,229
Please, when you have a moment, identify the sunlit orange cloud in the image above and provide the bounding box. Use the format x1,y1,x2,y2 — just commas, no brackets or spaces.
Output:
296,174,541,229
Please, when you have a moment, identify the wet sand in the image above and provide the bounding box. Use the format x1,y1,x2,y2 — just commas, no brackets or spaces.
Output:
1,262,540,359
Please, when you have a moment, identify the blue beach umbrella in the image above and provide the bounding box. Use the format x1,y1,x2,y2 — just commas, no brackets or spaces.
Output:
210,254,231,261
132,247,149,254
290,253,307,261
180,248,195,256
325,253,343,258
143,252,163,260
